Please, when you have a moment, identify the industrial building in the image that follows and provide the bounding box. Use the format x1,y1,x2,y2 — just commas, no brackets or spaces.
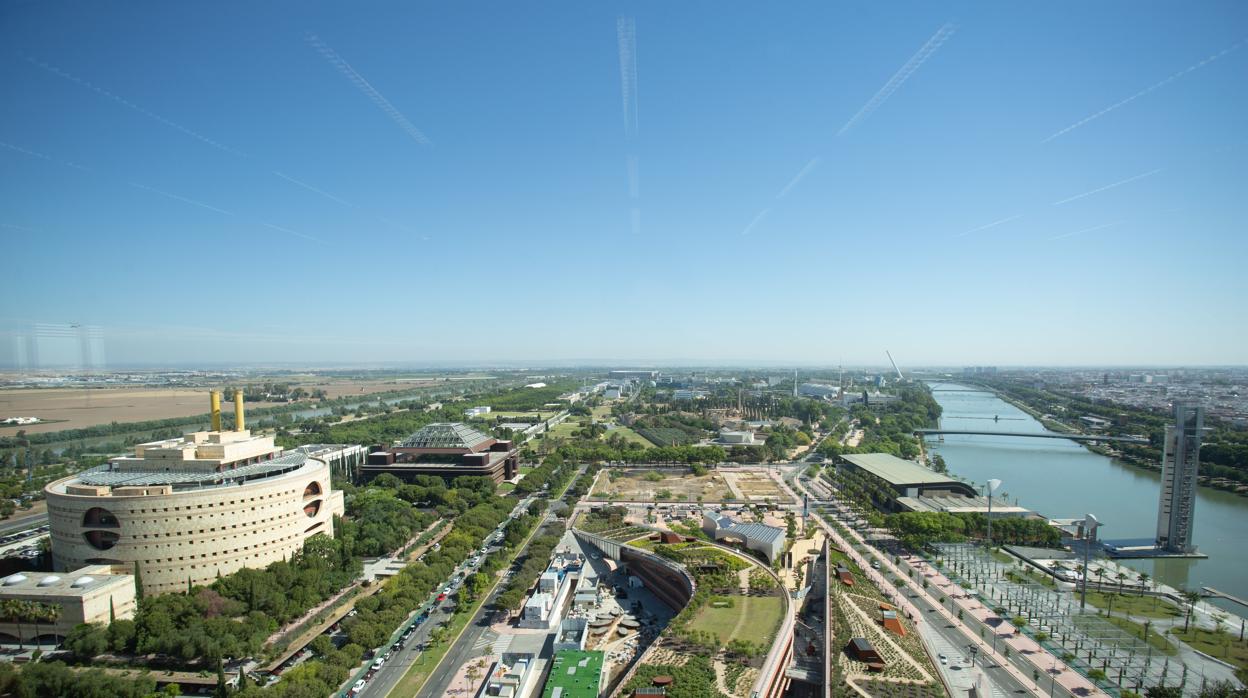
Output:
362,422,519,485
44,391,345,596
702,511,785,563
0,566,136,643
836,453,977,510
1156,403,1204,554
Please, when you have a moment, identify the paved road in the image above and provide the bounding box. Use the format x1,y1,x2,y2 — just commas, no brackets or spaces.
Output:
413,465,586,698
786,472,1035,698
352,495,537,698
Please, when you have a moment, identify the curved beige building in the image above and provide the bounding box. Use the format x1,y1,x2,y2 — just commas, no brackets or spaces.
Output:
45,426,345,596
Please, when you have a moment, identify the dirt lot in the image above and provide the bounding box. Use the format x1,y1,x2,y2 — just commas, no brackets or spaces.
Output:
721,471,790,502
591,468,733,502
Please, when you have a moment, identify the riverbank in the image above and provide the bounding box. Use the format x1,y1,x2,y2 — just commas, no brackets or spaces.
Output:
961,382,1248,500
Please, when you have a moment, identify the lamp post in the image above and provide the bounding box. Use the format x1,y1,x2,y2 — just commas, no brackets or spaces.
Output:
985,479,1002,549
1080,513,1100,610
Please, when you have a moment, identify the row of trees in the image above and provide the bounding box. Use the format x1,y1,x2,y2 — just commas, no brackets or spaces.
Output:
883,511,1060,550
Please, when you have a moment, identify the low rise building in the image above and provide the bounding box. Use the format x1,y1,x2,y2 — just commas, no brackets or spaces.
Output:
0,565,136,643
836,453,977,511
540,649,604,698
475,652,537,698
554,617,588,652
363,422,519,485
701,511,785,563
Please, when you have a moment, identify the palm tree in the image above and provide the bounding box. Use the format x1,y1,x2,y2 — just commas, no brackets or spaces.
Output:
1182,590,1202,632
1137,572,1150,597
1,599,24,649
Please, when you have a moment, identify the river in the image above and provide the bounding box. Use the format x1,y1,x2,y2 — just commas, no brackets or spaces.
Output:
924,382,1248,614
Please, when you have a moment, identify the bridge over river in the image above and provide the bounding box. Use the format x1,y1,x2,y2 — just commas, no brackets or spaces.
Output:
915,429,1149,444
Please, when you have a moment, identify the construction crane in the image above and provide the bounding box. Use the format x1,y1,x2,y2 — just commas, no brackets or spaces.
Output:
885,350,904,381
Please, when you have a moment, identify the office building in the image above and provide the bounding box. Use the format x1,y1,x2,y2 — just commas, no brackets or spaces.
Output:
1156,403,1204,554
363,422,519,485
44,391,345,596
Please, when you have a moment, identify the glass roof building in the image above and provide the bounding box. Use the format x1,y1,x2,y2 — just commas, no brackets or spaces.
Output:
364,422,519,484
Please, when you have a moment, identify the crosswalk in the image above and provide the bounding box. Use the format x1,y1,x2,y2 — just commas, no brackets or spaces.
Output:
471,630,498,652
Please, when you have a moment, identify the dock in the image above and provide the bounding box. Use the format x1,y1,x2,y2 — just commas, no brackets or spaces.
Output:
1202,587,1248,610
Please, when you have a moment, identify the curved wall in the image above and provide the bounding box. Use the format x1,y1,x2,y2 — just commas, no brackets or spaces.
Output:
46,459,342,595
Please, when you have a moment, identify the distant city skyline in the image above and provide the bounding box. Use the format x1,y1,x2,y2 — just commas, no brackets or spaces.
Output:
2,2,1245,367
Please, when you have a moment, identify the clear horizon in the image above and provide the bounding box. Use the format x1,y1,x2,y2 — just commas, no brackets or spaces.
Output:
2,2,1245,368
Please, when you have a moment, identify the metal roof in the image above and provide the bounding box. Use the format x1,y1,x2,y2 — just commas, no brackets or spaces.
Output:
76,452,311,489
398,422,492,450
840,453,960,486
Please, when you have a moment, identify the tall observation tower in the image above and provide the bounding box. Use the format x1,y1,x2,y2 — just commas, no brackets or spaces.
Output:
1155,403,1204,554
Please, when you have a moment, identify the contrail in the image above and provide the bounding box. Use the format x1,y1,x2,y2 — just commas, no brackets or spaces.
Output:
953,213,1023,238
1053,168,1163,206
838,23,957,136
306,33,431,146
21,54,247,157
1041,39,1245,143
617,17,639,137
1049,220,1125,240
776,156,821,199
0,141,53,162
626,155,640,199
129,182,235,216
274,171,356,208
740,207,771,236
262,222,320,242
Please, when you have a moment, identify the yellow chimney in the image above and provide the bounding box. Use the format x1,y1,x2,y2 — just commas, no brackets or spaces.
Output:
234,390,246,432
210,391,222,432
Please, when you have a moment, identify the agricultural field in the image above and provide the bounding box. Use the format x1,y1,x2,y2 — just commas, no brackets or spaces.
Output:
636,426,699,447
591,468,732,502
0,388,281,434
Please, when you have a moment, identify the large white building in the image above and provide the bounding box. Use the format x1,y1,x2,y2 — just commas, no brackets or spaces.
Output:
45,391,345,596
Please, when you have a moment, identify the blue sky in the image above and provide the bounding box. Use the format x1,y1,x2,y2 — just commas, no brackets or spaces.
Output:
1,1,1245,368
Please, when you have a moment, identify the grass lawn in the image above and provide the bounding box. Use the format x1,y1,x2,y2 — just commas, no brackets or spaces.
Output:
1083,591,1182,619
1170,625,1248,670
497,482,516,493
519,465,535,474
606,426,651,446
591,405,613,420
1099,615,1178,655
545,421,583,439
687,594,784,645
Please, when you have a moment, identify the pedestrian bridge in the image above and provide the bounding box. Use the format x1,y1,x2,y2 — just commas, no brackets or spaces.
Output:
915,429,1148,444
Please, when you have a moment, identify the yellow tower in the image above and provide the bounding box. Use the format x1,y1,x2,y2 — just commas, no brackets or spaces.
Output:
234,390,246,431
210,390,222,432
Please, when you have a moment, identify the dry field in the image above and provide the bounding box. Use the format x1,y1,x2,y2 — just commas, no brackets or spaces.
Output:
0,378,439,435
591,468,733,502
721,471,790,502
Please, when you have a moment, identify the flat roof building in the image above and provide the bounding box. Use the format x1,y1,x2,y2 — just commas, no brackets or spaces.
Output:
0,565,136,643
44,391,346,596
895,495,1031,518
363,422,518,485
837,453,976,510
541,649,604,698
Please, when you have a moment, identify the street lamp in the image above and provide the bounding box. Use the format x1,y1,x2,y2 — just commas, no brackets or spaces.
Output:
1080,513,1100,610
985,479,1002,549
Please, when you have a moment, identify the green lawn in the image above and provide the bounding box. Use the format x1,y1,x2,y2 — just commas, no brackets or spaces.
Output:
545,421,583,439
687,594,784,645
1100,615,1178,655
591,405,613,420
1083,591,1182,619
498,482,516,493
1170,625,1248,670
606,426,651,446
